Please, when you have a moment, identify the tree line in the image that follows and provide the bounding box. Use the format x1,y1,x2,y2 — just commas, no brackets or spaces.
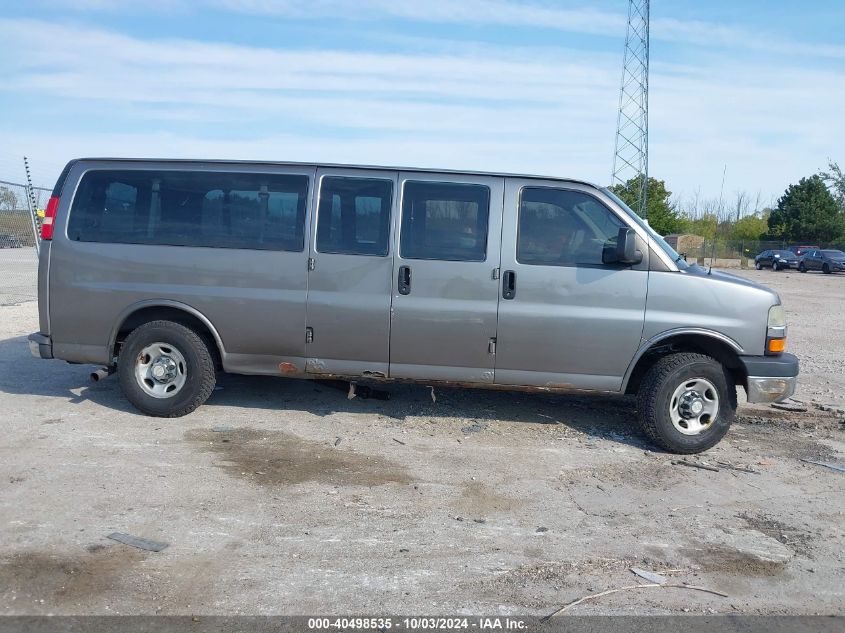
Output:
611,160,845,244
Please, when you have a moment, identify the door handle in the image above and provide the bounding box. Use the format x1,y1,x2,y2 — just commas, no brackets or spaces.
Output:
398,265,411,295
502,270,516,300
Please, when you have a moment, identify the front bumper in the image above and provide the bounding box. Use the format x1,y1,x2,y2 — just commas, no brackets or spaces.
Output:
740,353,799,403
28,332,53,359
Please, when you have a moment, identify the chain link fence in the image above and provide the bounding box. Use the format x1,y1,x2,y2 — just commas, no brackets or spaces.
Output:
0,179,50,305
681,239,845,269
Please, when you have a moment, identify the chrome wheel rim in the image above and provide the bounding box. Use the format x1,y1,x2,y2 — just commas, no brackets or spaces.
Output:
134,342,187,399
669,378,719,435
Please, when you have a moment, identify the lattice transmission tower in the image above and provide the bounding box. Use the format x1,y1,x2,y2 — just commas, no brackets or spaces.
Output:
611,0,650,218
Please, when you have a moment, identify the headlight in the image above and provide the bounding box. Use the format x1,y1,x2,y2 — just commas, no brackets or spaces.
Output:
766,305,787,354
768,305,786,328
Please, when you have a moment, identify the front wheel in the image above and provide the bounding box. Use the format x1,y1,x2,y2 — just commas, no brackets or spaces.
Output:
772,262,780,271
636,353,736,453
823,263,831,274
118,320,216,417
799,262,807,273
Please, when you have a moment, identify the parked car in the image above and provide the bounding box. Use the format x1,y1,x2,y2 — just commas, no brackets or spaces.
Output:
788,245,820,257
0,233,24,248
798,249,845,274
754,249,799,271
28,158,798,454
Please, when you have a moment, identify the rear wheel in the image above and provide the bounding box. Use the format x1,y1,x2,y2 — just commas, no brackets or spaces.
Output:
636,353,736,454
755,261,762,270
823,263,831,274
118,320,216,417
799,262,807,273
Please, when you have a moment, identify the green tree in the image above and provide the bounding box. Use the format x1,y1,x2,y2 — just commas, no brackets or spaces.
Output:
820,160,845,212
730,211,769,241
768,175,844,242
609,176,685,235
0,186,19,211
684,213,718,241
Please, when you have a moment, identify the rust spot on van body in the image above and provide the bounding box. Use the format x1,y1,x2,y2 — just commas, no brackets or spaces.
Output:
278,362,298,374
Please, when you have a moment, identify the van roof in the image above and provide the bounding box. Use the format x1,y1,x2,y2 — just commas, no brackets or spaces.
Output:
72,158,602,189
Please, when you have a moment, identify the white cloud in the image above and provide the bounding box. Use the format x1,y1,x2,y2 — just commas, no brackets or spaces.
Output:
0,17,842,201
35,0,845,58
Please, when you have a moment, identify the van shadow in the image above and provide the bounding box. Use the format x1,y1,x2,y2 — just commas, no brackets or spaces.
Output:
0,335,650,449
0,335,140,414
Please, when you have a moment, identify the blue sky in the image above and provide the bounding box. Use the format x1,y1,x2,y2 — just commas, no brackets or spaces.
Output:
1,0,843,209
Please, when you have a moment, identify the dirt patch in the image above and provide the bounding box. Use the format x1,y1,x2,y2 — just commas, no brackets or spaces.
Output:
680,544,785,576
478,558,638,610
0,547,146,606
453,481,524,518
737,406,843,431
739,513,816,558
185,427,412,487
730,420,842,462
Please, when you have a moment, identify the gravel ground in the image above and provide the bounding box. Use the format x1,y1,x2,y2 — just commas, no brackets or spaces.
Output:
739,268,845,407
0,248,38,306
0,268,843,616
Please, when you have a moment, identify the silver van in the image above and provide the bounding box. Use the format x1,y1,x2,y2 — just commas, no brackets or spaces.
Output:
29,159,798,453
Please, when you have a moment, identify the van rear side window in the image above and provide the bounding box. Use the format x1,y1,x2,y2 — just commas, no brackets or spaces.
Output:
67,169,309,251
400,181,490,262
316,177,393,256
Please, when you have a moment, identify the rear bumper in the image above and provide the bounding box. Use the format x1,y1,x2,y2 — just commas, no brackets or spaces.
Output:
28,332,53,359
740,353,799,403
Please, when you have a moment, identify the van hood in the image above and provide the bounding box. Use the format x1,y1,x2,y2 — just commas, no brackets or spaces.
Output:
683,264,780,300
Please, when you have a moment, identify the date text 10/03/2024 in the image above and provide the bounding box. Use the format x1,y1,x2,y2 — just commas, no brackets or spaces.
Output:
307,617,528,630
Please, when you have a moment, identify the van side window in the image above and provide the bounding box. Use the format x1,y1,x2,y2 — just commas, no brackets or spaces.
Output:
517,188,624,266
67,170,309,251
400,181,489,262
316,177,392,256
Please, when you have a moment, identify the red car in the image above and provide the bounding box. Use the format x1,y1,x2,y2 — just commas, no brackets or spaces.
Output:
788,244,820,257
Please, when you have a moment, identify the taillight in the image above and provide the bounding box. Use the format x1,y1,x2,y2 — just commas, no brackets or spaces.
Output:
42,196,59,240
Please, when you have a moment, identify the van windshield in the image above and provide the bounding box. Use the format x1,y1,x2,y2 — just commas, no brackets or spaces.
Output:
601,187,688,270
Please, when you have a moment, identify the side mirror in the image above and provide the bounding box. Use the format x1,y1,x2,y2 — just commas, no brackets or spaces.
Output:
603,227,642,265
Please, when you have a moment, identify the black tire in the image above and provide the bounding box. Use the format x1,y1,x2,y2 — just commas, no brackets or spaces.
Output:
822,263,831,274
117,320,216,417
798,262,807,273
772,262,779,271
636,352,736,454
755,261,762,270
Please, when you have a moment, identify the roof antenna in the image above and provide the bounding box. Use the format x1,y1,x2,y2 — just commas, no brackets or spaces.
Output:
709,165,727,275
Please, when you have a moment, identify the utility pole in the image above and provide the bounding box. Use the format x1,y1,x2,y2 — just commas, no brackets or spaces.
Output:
611,0,650,219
